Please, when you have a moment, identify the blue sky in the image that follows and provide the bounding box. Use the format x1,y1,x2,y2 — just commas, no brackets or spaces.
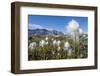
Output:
28,15,88,33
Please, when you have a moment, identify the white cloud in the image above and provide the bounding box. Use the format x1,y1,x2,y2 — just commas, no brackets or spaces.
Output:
66,19,79,32
28,24,43,30
45,28,53,31
28,24,54,31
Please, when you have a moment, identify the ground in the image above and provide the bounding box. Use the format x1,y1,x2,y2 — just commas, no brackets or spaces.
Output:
28,34,88,60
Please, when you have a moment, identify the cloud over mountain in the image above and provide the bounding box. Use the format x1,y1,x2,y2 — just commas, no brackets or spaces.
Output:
28,24,43,30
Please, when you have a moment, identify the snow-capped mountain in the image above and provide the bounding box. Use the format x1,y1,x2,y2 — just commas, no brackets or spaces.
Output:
28,29,64,37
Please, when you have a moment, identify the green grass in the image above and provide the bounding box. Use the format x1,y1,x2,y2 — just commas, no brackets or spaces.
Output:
28,35,88,60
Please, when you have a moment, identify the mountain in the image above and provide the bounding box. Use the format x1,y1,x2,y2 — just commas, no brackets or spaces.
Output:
28,29,64,37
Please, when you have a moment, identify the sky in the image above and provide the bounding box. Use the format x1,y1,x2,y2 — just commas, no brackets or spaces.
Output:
28,15,88,33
